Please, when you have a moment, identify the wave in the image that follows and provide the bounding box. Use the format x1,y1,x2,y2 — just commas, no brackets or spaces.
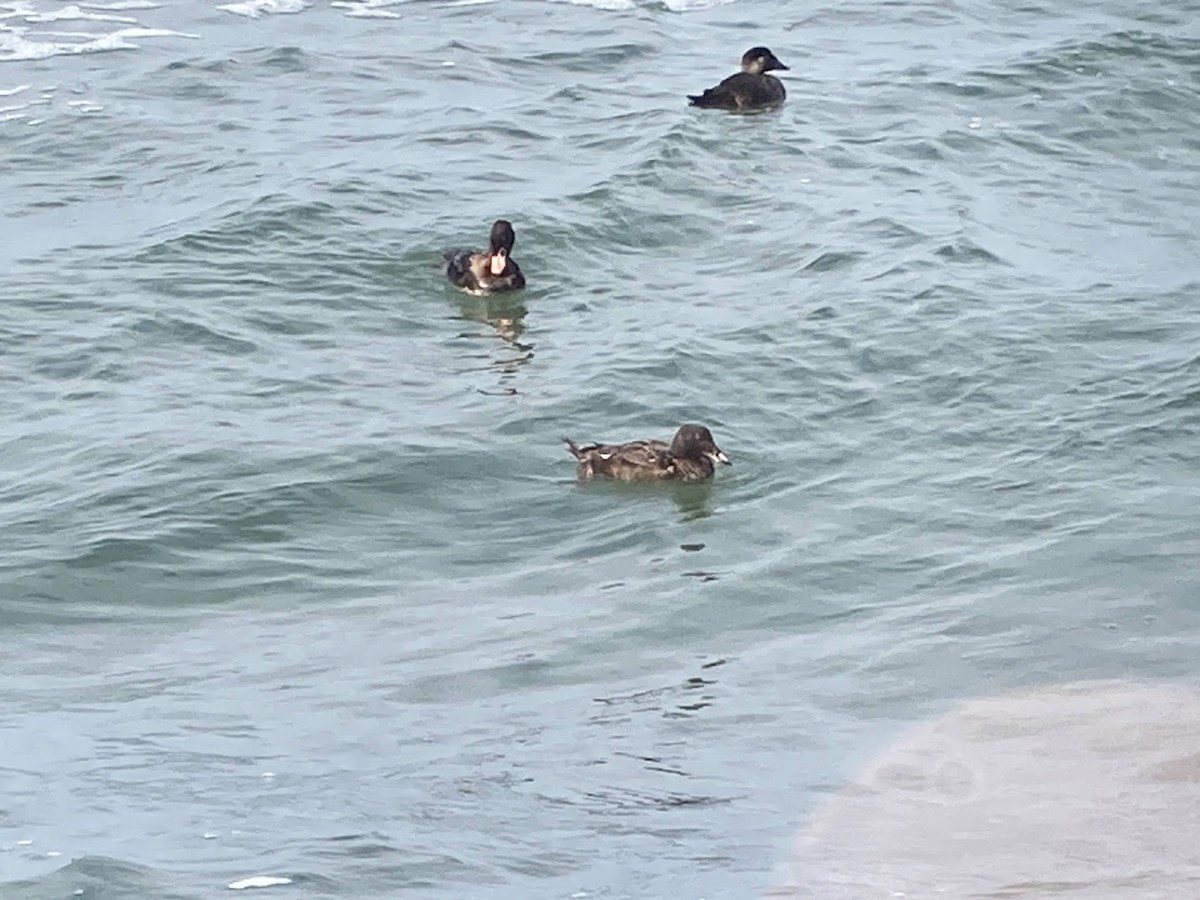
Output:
1,856,202,900
0,0,196,64
83,0,162,7
215,0,306,17
19,3,136,22
329,0,404,16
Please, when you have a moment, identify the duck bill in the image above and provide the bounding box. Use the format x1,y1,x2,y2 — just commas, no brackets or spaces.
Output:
708,450,732,466
772,61,790,72
489,251,507,276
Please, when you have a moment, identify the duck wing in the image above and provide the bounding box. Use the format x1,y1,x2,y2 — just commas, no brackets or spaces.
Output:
501,258,526,291
444,248,481,289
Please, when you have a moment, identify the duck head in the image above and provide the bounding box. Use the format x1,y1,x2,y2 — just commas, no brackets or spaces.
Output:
741,46,789,75
487,219,517,276
670,424,731,467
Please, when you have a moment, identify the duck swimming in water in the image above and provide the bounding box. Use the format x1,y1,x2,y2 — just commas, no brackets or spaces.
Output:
562,424,731,482
688,46,789,111
443,219,525,294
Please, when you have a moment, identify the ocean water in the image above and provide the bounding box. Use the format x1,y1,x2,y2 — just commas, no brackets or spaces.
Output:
1,0,1199,896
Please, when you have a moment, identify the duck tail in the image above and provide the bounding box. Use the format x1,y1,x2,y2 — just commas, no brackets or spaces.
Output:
687,91,714,107
561,437,584,459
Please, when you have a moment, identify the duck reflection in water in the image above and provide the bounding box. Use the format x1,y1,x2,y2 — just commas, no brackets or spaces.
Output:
670,479,716,522
455,293,533,395
574,476,717,522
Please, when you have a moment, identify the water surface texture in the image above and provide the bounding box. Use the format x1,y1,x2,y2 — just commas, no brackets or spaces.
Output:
2,0,1199,896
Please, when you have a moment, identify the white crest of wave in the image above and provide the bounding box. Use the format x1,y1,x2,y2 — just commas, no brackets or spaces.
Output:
660,0,734,8
330,0,497,11
82,0,163,7
0,25,195,61
227,875,293,890
216,0,306,17
329,0,401,18
543,0,634,10
20,4,137,22
534,0,733,8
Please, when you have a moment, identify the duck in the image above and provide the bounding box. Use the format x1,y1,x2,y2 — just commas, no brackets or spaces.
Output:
443,219,526,294
562,424,731,482
687,46,789,111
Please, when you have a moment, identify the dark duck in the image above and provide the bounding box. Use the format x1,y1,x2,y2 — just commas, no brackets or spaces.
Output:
443,219,525,294
688,46,789,111
562,424,731,483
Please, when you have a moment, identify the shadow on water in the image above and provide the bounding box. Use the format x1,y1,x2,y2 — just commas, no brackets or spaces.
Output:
452,293,533,395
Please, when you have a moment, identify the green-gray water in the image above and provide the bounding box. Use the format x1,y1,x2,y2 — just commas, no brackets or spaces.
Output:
2,0,1199,896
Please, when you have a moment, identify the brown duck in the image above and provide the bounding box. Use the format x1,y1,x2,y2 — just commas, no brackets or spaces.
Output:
562,424,731,482
688,46,789,111
443,219,525,294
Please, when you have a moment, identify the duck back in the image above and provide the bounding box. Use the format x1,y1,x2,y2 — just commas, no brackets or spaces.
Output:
562,438,675,481
688,72,786,111
562,437,717,482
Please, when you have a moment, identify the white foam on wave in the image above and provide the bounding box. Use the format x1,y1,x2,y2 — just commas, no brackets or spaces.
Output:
0,28,122,60
0,24,194,61
20,4,137,22
228,875,293,890
330,0,495,12
216,0,305,17
536,0,735,9
329,0,401,17
659,0,735,9
0,83,31,95
83,0,162,8
0,1,29,21
543,0,634,9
